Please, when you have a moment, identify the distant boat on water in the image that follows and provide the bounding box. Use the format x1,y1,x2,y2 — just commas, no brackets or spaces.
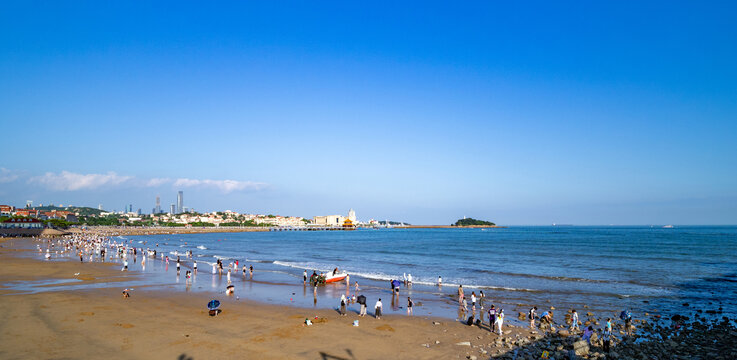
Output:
663,225,674,228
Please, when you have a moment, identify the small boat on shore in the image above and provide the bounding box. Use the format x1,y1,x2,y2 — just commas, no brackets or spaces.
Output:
324,272,347,283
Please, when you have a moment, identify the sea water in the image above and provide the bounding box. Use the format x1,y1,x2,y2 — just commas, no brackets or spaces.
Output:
17,226,737,324
125,226,737,321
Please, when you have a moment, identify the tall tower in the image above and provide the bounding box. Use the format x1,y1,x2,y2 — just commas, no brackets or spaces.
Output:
155,195,161,214
170,204,176,214
348,208,356,222
177,191,183,214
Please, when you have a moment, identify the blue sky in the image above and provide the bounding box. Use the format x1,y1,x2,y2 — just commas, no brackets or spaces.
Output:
1,1,736,224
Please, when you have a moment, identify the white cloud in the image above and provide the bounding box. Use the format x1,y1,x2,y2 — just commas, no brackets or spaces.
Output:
173,178,268,193
30,171,133,191
26,170,267,193
145,178,172,187
0,168,19,183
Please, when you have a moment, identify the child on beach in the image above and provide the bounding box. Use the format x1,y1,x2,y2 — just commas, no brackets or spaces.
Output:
529,306,537,329
471,292,476,311
375,298,383,319
571,309,580,331
407,297,414,315
193,261,197,274
340,294,347,316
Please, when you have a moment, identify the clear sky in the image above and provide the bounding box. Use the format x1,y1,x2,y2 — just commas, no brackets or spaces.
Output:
1,1,736,225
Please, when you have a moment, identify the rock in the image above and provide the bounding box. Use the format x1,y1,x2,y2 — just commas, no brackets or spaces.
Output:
456,341,472,346
573,340,589,356
551,306,556,310
519,312,527,320
587,312,594,317
435,340,440,344
557,330,570,338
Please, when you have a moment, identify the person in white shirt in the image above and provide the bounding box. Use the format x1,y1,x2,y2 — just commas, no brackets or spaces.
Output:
375,298,383,319
571,309,580,331
495,309,505,335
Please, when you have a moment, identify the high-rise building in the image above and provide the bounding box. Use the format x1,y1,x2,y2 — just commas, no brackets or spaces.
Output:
155,195,161,214
170,204,176,214
129,204,133,213
98,204,103,210
137,208,141,215
177,191,183,214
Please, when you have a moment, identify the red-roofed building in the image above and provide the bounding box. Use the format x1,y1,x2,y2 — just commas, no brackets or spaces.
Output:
14,209,40,217
0,205,14,216
1,218,43,229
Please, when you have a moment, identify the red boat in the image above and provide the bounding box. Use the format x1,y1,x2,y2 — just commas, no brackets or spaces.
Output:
324,272,347,283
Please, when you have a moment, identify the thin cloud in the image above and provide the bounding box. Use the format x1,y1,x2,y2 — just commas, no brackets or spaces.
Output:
26,170,267,193
173,178,268,193
0,168,19,183
30,171,133,191
145,178,172,187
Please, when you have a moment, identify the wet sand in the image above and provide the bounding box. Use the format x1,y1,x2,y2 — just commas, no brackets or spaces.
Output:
0,237,532,359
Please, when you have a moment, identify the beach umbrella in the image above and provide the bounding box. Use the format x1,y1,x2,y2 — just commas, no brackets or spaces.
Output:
357,295,366,304
207,299,221,310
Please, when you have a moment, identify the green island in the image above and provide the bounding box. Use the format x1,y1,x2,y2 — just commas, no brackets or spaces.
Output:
452,218,496,226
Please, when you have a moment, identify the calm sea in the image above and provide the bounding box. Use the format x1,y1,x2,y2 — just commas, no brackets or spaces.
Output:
126,226,737,321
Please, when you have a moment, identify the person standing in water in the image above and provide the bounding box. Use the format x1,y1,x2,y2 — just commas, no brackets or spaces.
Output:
438,276,442,286
458,285,464,305
303,270,307,285
193,260,197,274
407,297,414,315
249,265,253,278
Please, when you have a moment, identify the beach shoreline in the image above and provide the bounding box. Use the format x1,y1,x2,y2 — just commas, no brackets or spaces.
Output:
0,236,534,359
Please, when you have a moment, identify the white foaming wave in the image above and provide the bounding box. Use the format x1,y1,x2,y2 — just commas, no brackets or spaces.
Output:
213,255,231,260
246,258,273,263
197,245,207,250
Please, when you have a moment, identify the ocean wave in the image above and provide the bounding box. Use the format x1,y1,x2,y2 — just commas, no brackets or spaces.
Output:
197,245,207,250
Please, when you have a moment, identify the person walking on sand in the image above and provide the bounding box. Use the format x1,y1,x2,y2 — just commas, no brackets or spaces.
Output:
471,292,477,311
458,285,464,305
340,294,347,316
529,306,537,329
407,297,414,315
375,298,383,319
570,309,580,331
488,305,497,330
495,309,505,335
358,295,367,316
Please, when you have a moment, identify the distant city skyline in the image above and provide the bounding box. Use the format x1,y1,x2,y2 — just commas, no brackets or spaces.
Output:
1,2,736,225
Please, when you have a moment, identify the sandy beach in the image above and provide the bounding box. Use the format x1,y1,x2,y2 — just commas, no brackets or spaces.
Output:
0,236,532,360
